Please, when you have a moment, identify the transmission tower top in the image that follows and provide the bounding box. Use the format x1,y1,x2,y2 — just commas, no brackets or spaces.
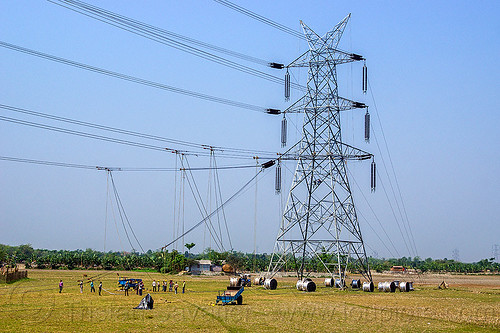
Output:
267,15,373,286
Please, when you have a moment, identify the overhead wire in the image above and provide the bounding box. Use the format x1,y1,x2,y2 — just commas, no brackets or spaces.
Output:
0,41,270,113
181,156,225,252
0,155,259,172
163,168,264,249
368,82,418,257
109,172,146,253
212,152,233,250
109,171,135,252
347,168,400,258
213,0,306,40
48,0,305,91
0,103,279,158
0,114,173,154
54,0,272,66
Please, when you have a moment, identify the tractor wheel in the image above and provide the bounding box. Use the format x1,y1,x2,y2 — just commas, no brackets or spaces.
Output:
236,295,243,305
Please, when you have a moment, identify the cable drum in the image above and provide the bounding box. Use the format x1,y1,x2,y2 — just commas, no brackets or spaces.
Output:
296,278,316,292
380,281,396,293
351,279,361,289
324,278,334,287
254,277,264,286
335,278,345,288
362,281,374,292
399,281,410,292
264,278,277,290
229,277,242,287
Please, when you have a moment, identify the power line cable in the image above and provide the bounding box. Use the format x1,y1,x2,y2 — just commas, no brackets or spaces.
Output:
0,155,259,172
0,103,279,158
368,82,418,257
0,41,272,113
0,106,281,160
347,168,400,257
109,172,146,253
48,0,304,90
163,168,264,249
55,0,273,67
213,0,305,40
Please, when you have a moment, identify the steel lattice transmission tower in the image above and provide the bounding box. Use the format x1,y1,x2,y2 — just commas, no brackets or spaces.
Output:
267,15,374,285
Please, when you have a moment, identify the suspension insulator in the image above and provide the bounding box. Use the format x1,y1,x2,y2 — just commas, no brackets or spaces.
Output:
371,160,376,192
275,161,282,194
362,62,367,94
364,108,370,143
281,115,287,147
285,70,290,101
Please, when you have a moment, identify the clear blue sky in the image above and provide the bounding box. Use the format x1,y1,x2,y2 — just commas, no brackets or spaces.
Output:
1,1,499,262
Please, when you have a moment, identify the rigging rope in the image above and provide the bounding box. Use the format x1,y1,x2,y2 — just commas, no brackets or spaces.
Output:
163,168,264,250
181,157,225,252
109,172,146,253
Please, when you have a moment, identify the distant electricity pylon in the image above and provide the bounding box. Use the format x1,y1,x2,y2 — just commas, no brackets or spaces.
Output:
452,248,460,262
493,244,499,262
267,15,374,286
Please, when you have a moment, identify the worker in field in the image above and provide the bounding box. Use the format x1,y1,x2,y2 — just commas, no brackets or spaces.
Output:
124,282,129,296
138,281,143,296
152,280,156,292
169,280,173,292
79,280,83,293
182,281,186,293
163,280,167,292
98,281,102,296
90,280,95,292
59,279,63,293
174,281,178,294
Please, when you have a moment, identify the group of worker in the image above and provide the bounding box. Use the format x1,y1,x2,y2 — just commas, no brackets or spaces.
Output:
152,280,186,294
77,279,103,295
57,279,103,295
58,278,187,295
123,280,145,296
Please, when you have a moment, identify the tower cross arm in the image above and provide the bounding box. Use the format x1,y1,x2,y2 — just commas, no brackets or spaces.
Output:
279,142,372,161
283,96,367,114
287,49,364,68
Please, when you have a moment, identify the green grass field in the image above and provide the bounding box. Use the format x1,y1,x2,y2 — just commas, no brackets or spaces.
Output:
1,270,498,332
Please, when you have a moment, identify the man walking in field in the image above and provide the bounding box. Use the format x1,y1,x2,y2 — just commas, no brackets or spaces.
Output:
152,280,156,292
90,280,95,292
182,281,186,293
79,280,83,293
174,282,178,294
59,280,63,293
98,281,102,296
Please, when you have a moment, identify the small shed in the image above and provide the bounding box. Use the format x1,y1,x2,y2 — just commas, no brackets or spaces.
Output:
390,265,406,272
190,260,213,275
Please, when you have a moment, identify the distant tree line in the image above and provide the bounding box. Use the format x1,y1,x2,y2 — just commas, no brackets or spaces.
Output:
1,244,498,274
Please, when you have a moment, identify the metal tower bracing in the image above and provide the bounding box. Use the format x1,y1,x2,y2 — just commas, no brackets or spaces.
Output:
267,15,373,284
